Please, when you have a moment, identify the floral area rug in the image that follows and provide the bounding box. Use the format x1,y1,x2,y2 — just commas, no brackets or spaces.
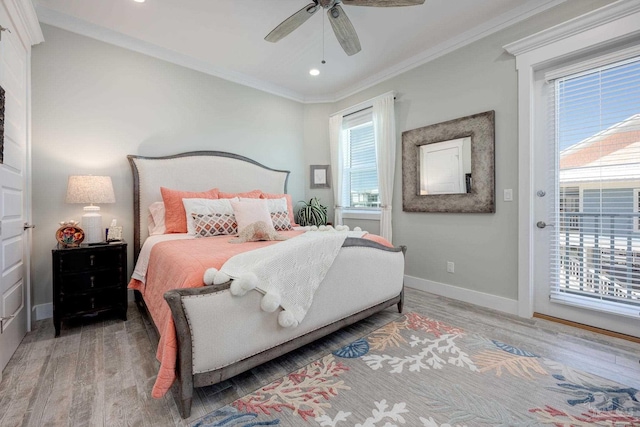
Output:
191,312,640,426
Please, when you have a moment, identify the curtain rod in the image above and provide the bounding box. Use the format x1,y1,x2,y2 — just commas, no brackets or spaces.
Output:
343,105,372,118
330,90,396,118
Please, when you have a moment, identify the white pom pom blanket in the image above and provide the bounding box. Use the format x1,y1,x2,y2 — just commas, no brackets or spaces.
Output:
204,229,366,327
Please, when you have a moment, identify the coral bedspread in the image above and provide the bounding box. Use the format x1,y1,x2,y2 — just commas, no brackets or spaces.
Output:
129,231,392,398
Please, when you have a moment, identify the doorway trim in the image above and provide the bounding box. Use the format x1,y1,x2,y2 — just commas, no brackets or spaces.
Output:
504,1,640,318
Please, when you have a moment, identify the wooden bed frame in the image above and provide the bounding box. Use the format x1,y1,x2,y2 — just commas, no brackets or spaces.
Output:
127,151,405,418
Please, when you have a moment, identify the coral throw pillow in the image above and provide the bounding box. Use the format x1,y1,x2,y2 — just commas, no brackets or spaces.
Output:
230,199,275,233
218,190,262,199
160,187,219,233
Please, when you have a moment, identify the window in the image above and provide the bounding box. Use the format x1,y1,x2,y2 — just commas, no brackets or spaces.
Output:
548,54,640,315
341,110,379,210
635,189,639,232
559,186,580,231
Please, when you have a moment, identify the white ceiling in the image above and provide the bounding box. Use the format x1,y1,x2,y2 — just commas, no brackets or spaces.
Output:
34,0,565,103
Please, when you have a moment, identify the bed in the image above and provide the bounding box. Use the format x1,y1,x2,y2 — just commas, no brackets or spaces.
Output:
127,151,406,418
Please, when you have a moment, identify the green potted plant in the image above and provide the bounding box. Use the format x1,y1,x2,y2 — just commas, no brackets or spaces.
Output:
296,197,328,226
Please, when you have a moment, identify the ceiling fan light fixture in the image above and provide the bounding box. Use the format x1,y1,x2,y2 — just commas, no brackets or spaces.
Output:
309,68,320,76
266,0,425,55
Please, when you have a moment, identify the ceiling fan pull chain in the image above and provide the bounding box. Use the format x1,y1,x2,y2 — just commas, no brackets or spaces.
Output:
322,10,326,64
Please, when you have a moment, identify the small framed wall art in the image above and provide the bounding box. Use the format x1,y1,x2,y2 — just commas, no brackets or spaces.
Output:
310,165,330,189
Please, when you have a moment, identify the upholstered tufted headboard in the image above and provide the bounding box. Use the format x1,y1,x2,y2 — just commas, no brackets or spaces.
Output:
128,151,290,259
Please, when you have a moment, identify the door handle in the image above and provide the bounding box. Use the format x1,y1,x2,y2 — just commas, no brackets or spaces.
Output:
24,223,35,230
0,25,11,42
536,221,555,229
0,315,15,332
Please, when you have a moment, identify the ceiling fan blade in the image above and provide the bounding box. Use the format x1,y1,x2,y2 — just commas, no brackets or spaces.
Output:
342,0,425,6
327,5,361,56
265,2,319,43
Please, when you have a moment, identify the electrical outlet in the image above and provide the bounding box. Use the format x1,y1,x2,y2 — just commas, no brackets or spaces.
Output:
447,261,455,273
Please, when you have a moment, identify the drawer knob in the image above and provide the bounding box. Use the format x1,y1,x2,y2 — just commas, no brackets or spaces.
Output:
89,255,95,266
90,276,95,288
91,298,95,309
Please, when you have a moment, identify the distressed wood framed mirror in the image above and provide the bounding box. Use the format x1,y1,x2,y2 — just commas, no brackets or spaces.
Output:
402,111,495,213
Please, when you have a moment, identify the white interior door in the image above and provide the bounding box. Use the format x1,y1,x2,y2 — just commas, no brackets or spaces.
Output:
532,65,640,338
0,1,30,378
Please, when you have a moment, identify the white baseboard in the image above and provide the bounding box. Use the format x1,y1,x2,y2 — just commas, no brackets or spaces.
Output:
404,275,519,316
32,302,53,321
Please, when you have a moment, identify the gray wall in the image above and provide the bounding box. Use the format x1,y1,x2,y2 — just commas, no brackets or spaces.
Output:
31,25,305,307
302,103,333,221
315,0,613,300
31,0,612,310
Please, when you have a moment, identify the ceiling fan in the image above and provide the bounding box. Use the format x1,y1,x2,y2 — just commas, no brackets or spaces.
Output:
265,0,425,56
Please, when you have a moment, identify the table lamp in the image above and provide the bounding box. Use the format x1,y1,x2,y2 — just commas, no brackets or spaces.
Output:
65,175,115,243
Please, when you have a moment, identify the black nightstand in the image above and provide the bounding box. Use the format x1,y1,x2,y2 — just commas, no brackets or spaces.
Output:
52,242,128,337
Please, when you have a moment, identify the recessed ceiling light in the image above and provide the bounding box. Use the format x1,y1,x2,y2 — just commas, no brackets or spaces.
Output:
133,0,145,3
309,69,320,76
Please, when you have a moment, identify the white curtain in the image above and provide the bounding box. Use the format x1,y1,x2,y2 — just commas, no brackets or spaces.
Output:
329,114,344,225
373,94,396,241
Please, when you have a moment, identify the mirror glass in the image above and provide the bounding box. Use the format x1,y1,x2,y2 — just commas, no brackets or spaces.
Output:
419,137,471,195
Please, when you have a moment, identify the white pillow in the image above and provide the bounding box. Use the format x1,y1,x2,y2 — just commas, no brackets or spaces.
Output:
240,197,291,231
230,198,275,233
182,198,236,235
241,197,287,213
148,202,166,235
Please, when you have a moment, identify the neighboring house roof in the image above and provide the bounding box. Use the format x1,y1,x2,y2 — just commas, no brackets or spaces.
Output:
560,113,640,168
560,114,640,183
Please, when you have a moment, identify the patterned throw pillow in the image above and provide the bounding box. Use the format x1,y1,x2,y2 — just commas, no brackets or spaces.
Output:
192,213,237,237
270,211,292,231
183,198,235,235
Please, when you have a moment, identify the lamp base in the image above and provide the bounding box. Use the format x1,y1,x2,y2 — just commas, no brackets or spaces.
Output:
82,206,103,244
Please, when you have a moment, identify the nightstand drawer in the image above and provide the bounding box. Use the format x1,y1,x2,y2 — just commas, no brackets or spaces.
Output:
59,269,122,294
63,290,122,314
57,248,123,273
52,242,127,337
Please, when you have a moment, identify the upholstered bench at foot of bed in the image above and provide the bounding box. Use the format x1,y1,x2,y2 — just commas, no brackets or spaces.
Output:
164,242,406,418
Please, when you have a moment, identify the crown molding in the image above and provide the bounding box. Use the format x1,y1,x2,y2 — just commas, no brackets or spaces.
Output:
504,0,640,56
36,0,573,104
35,5,306,103
301,0,566,103
4,0,44,49
328,0,566,102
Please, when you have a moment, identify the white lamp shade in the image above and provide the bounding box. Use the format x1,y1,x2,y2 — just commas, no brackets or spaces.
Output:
66,175,115,243
65,175,115,204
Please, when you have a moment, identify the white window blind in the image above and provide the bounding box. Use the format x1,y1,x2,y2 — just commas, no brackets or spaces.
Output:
341,110,379,209
635,189,640,232
548,55,640,317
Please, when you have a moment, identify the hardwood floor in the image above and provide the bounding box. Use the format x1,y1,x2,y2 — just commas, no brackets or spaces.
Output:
1,287,639,426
